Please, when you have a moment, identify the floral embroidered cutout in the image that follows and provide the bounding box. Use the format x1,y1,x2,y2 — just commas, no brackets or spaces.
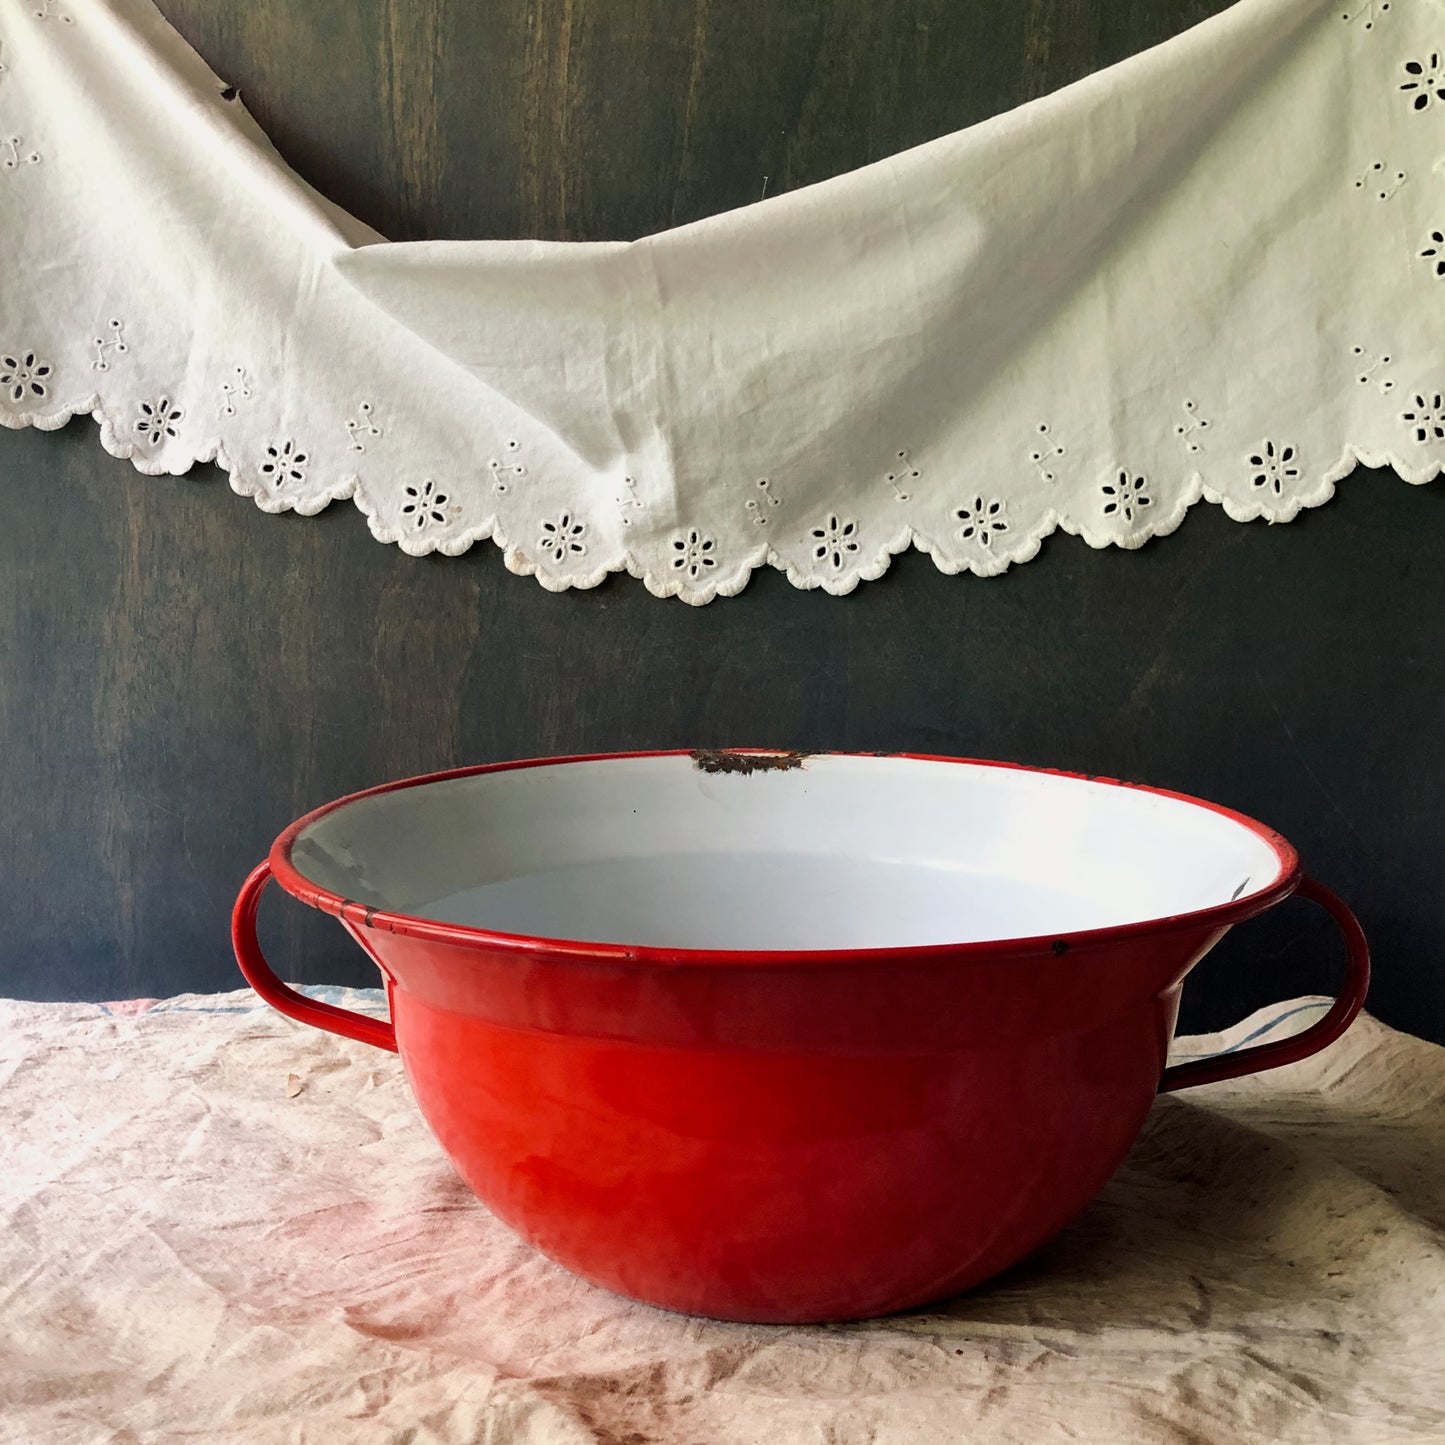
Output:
1401,54,1445,110
219,366,251,417
1101,471,1152,524
2,136,40,170
539,513,586,563
345,401,381,452
1339,0,1389,27
0,350,51,403
1029,423,1065,483
812,515,861,570
133,397,182,447
259,439,307,487
1353,161,1405,199
1248,441,1301,496
885,450,919,502
954,496,1009,548
92,319,127,372
1401,393,1445,444
1174,400,1210,452
401,479,451,529
0,3,1437,606
616,474,645,525
487,439,526,494
1352,344,1395,393
745,477,780,526
671,528,717,579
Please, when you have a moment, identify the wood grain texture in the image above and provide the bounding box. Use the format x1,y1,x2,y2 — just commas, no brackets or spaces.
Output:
2,0,1443,1045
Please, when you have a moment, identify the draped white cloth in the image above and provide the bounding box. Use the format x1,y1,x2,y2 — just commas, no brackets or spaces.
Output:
1,0,1441,602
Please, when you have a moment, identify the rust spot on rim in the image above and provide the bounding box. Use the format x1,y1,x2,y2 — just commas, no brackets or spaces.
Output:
690,749,810,776
338,898,381,930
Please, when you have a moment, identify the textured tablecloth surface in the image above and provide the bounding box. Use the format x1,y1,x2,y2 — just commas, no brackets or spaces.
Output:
3,988,1442,1444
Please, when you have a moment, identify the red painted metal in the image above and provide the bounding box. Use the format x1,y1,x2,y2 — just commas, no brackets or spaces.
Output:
232,862,397,1053
232,751,1371,1324
1157,874,1369,1091
265,750,1306,961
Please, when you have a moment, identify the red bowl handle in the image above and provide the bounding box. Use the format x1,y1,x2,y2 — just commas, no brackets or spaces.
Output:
1159,875,1369,1093
231,861,399,1053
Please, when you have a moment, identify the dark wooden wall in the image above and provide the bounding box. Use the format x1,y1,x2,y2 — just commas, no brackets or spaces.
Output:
3,0,1443,1045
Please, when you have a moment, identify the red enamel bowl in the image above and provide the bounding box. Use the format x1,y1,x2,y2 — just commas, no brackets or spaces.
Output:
232,750,1368,1324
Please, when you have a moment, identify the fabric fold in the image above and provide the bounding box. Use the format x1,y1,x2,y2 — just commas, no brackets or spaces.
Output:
4,990,1443,1442
0,0,1440,602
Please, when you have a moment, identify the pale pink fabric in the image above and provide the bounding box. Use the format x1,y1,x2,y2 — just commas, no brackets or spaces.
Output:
2,990,1441,1443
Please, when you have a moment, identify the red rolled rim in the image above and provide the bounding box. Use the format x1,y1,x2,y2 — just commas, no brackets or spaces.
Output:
266,749,1302,970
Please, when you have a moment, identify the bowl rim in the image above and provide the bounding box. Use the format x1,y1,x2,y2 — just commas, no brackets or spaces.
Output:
268,749,1302,968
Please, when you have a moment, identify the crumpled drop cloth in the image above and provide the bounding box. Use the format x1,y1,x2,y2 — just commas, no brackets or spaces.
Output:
2,988,1442,1444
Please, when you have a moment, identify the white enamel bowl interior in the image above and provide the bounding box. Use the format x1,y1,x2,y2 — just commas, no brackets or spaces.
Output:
287,755,1288,952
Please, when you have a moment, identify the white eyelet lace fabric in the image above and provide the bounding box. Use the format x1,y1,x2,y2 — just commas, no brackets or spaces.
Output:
0,0,1442,604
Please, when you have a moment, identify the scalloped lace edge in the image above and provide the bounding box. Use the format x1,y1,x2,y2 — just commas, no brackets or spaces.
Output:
3,396,1440,605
